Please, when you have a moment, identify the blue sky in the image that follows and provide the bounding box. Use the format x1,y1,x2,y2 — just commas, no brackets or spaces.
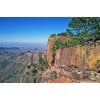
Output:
0,17,71,43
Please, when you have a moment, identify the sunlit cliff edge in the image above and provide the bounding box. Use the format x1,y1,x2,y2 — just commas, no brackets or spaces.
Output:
47,36,100,69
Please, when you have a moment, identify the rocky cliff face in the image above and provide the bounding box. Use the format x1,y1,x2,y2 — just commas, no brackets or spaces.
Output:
55,45,100,69
47,36,67,66
47,36,100,69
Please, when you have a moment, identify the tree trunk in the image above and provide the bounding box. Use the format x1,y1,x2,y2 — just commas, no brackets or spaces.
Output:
93,35,96,47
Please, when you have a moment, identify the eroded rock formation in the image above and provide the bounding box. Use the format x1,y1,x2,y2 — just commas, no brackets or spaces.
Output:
47,36,67,66
47,36,100,69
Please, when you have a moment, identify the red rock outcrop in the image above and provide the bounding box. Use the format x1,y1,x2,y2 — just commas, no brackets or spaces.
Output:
47,36,100,69
54,46,81,67
47,76,73,83
46,36,67,66
54,45,100,69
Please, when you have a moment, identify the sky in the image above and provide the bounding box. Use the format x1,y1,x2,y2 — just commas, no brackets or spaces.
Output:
0,17,71,43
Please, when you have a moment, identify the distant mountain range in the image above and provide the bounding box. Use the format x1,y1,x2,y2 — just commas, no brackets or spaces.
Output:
0,42,47,54
0,47,20,50
0,42,47,50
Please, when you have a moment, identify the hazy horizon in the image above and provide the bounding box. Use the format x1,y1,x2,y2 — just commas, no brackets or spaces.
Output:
0,42,47,49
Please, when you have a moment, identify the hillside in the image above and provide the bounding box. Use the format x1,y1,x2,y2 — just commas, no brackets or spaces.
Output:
20,51,49,83
0,51,47,83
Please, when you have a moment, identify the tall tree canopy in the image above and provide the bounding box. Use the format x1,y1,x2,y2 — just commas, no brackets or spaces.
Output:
67,17,100,45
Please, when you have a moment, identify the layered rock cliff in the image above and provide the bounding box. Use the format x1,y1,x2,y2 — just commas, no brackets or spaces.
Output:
47,36,67,66
47,36,100,69
54,45,100,69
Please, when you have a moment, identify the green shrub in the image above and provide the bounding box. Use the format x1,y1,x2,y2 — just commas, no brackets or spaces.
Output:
39,54,48,67
50,71,58,79
52,36,81,51
31,64,38,72
50,34,56,37
97,42,100,45
57,32,68,37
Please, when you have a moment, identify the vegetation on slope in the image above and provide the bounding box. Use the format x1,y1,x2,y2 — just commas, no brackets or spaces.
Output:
31,54,48,75
21,52,49,83
50,17,100,51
